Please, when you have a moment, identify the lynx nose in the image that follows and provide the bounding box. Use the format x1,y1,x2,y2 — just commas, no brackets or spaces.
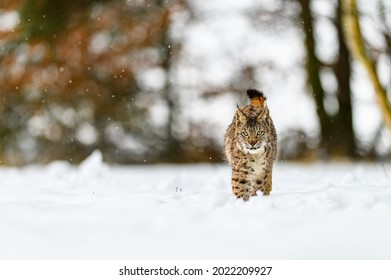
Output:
249,138,257,148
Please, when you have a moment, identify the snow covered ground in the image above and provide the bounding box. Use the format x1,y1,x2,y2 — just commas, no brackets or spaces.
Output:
1,151,391,260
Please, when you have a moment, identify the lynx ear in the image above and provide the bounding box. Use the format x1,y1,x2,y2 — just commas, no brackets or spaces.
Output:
236,106,247,124
257,106,268,122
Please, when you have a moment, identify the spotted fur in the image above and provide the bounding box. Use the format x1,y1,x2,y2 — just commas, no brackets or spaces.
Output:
224,89,277,201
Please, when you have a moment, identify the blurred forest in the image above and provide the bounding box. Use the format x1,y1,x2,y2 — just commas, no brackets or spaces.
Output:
0,0,391,165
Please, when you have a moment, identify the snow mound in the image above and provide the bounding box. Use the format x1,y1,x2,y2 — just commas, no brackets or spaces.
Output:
78,150,108,177
1,162,391,259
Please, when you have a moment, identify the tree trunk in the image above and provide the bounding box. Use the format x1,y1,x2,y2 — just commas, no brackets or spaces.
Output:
342,0,391,131
158,1,183,162
296,0,331,156
333,0,357,157
297,0,358,158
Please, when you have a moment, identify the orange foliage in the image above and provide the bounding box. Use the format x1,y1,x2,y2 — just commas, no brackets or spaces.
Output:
0,0,183,164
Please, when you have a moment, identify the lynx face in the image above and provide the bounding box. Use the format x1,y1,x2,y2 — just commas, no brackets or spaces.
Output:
235,108,269,154
238,127,267,153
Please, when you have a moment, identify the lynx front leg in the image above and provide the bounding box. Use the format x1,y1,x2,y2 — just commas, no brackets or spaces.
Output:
231,169,252,201
262,171,272,196
254,171,272,196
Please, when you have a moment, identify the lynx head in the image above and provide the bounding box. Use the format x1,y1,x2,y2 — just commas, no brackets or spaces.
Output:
235,89,270,154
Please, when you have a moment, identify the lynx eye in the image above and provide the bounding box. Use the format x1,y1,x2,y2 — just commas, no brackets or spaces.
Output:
257,131,265,136
241,132,248,137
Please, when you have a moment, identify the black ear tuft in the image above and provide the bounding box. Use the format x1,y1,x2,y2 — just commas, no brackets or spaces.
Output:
246,89,265,99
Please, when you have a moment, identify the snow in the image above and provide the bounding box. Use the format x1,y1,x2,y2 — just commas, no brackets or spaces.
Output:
0,11,19,31
1,151,391,259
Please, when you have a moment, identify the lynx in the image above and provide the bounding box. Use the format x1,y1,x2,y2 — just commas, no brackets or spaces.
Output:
224,89,277,201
